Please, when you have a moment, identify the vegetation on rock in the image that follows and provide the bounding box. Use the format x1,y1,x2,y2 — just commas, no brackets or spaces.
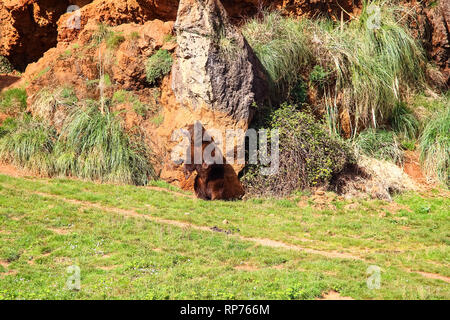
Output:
146,49,173,85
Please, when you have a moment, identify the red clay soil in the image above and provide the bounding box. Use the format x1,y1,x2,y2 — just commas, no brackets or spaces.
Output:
0,74,20,90
403,151,427,185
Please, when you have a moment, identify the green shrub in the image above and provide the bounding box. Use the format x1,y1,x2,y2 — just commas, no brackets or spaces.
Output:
242,104,354,196
0,118,18,138
354,129,403,164
146,49,173,85
54,104,155,185
419,106,449,186
0,56,13,74
389,102,419,140
0,88,27,114
0,114,57,175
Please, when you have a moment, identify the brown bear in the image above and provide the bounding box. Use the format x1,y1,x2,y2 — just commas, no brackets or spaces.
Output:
182,123,244,200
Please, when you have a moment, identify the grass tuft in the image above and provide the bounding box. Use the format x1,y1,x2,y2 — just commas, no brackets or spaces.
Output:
0,88,27,115
419,105,449,186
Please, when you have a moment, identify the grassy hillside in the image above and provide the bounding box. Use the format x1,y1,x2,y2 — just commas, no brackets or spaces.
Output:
0,174,448,299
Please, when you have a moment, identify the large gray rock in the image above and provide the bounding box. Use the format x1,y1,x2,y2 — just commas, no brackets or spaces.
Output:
172,0,268,122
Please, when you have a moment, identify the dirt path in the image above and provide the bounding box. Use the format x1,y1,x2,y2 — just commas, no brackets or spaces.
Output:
29,190,364,261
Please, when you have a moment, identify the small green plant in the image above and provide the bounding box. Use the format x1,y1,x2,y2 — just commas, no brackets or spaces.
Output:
309,65,329,88
106,32,125,49
91,23,112,45
163,34,175,43
419,105,449,186
146,49,173,85
0,117,17,138
0,56,14,74
112,90,149,117
129,31,141,40
150,114,164,127
354,129,404,164
0,88,27,114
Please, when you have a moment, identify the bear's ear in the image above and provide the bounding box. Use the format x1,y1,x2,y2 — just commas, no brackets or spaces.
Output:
202,162,210,170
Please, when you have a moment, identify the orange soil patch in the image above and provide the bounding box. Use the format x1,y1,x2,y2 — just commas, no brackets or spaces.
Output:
413,271,450,283
0,74,21,90
0,164,34,178
403,151,427,185
234,263,260,271
318,290,354,300
48,227,70,235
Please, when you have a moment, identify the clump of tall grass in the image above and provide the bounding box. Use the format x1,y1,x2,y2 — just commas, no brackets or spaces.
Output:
0,88,27,115
0,95,156,185
31,87,78,120
0,114,57,175
54,103,155,185
419,105,449,186
354,129,404,164
242,1,426,132
317,1,426,132
389,102,419,140
146,49,173,85
242,11,313,101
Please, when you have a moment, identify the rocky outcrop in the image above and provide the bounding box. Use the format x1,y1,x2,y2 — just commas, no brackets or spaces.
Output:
57,0,179,43
405,0,449,85
158,0,268,188
0,0,91,70
172,0,268,122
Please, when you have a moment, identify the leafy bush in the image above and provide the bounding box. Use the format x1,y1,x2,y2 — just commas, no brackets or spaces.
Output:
0,114,57,175
389,102,419,140
0,56,13,74
242,104,354,196
419,106,449,186
0,88,27,115
146,49,173,85
54,103,155,185
354,129,403,164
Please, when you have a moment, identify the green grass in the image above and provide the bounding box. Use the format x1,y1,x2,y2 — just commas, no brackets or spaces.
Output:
112,90,150,117
354,129,404,164
0,174,448,299
242,11,313,101
389,101,420,140
419,105,450,187
145,49,173,85
0,88,27,115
